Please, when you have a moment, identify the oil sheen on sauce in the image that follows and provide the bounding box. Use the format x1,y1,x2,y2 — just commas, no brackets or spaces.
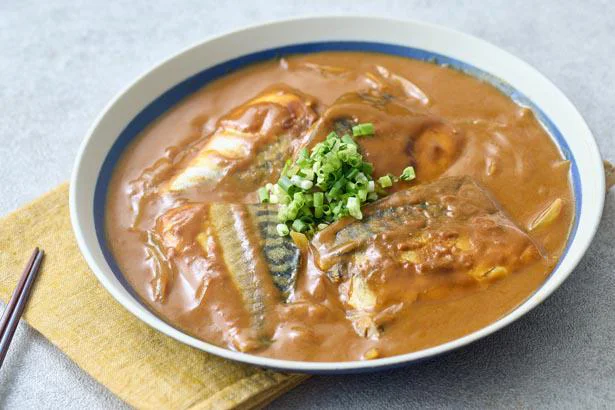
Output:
106,52,573,361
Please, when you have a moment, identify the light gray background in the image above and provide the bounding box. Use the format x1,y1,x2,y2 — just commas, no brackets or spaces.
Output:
0,0,613,408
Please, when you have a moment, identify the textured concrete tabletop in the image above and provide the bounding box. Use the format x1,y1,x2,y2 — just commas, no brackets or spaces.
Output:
1,0,614,408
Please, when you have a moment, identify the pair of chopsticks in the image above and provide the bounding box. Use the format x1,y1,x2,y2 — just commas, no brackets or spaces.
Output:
0,248,44,369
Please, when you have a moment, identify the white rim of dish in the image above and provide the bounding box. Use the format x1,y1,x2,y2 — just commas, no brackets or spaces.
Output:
70,16,605,372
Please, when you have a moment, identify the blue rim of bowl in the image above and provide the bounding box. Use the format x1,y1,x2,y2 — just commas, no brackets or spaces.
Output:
93,41,581,364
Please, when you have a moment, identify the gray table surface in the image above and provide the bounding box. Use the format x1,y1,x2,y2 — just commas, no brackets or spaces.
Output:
1,0,614,408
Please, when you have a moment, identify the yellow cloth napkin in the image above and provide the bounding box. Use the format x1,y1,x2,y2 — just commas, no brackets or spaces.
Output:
0,183,307,409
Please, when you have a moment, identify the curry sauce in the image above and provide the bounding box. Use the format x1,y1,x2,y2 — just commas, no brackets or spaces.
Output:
106,52,573,361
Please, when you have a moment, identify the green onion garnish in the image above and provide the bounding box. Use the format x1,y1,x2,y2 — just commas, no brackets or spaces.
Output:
378,175,393,188
352,122,375,137
400,166,416,181
361,162,374,175
276,223,290,237
278,175,293,192
291,219,308,233
257,187,269,203
341,134,357,145
258,125,412,236
347,197,362,220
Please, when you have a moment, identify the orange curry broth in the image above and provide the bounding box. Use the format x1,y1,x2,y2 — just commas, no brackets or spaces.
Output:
106,52,573,361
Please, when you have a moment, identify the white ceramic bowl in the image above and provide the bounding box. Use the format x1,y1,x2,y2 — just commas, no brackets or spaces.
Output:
70,16,605,373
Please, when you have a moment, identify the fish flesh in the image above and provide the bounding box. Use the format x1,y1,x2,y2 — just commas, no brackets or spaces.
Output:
302,90,464,182
154,202,301,349
312,176,542,338
244,205,301,297
166,85,319,194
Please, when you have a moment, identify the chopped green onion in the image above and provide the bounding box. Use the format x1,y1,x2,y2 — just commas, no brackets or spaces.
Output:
292,219,308,233
300,206,313,217
328,177,346,199
352,122,375,137
355,172,368,184
313,191,324,207
277,205,288,221
292,192,305,207
326,131,339,141
276,223,290,237
313,191,324,218
298,147,309,160
299,180,314,190
290,175,303,186
258,123,410,236
322,204,331,215
278,175,293,192
281,159,292,176
347,155,362,167
347,197,363,219
357,188,368,202
332,201,344,218
378,175,393,188
300,168,314,180
291,165,303,176
257,187,269,203
361,162,374,175
346,168,359,180
303,193,314,205
341,134,356,145
400,166,416,181
279,194,290,204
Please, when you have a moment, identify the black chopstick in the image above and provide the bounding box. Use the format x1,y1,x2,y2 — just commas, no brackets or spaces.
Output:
0,248,38,337
0,248,44,369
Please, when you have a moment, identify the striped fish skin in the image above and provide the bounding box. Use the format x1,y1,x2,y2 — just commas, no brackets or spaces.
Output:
206,203,300,303
329,205,424,252
208,203,271,334
205,203,302,338
313,177,470,267
245,205,301,298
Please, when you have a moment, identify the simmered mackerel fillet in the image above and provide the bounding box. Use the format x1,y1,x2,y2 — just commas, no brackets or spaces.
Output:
152,202,301,351
303,90,464,181
312,176,542,339
166,85,319,194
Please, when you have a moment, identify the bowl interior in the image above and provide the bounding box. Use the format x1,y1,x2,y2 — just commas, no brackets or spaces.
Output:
70,17,604,373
